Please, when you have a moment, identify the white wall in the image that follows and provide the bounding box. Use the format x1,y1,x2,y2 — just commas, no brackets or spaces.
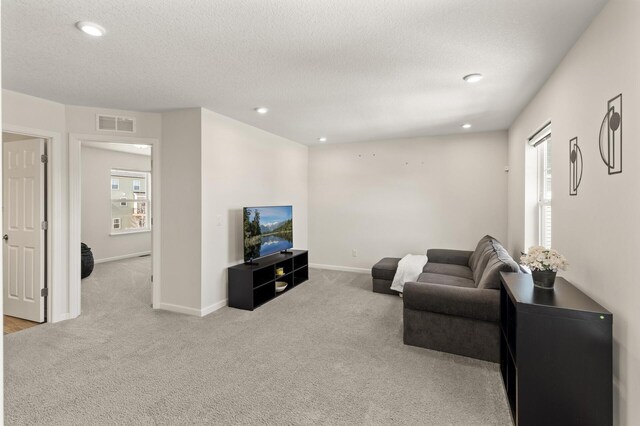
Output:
201,108,308,312
507,1,640,424
3,90,67,133
81,146,151,262
309,131,508,270
160,108,203,313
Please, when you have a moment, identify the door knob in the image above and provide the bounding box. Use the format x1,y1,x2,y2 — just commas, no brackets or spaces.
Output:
3,234,8,241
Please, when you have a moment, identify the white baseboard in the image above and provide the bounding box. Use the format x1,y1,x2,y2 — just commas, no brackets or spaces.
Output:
309,263,370,274
157,302,201,316
94,251,151,264
201,299,228,316
158,299,228,317
50,312,73,323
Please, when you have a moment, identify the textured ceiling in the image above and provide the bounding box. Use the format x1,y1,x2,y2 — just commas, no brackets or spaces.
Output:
2,0,607,145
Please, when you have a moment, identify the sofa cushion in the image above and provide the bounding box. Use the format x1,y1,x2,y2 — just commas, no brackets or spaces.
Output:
403,281,500,322
371,257,401,281
425,249,473,266
472,244,494,283
477,241,520,289
416,272,476,288
468,235,495,272
423,262,473,280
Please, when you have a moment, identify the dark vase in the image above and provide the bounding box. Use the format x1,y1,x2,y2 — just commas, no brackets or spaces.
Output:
532,270,556,289
81,243,95,279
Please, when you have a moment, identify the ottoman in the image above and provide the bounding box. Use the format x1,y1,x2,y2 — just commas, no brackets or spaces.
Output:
371,257,401,294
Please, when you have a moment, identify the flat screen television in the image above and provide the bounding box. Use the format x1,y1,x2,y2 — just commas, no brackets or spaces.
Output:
243,205,293,262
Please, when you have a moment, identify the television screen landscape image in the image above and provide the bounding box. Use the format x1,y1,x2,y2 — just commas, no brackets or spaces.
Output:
243,205,293,262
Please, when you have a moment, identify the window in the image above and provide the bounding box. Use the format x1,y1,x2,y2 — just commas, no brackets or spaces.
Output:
110,169,151,234
537,139,552,248
527,122,552,249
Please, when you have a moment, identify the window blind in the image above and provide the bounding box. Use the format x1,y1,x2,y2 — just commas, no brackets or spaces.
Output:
529,122,551,147
538,140,552,248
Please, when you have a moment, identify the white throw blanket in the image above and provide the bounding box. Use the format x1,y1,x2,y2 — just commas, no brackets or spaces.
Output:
390,254,428,293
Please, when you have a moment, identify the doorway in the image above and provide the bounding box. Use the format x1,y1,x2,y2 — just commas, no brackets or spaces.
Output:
80,141,153,313
68,134,160,317
2,132,49,333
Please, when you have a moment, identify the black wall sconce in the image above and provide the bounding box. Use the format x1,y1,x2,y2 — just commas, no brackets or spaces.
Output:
598,94,622,174
569,137,582,196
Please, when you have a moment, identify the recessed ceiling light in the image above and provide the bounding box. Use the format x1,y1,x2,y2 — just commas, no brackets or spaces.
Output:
463,73,483,83
254,107,269,114
318,137,327,143
76,21,106,37
462,123,472,129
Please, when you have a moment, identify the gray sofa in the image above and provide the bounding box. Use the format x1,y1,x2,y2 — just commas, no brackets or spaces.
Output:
371,235,519,362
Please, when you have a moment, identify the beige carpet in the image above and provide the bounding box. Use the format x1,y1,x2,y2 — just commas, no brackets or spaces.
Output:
4,256,511,425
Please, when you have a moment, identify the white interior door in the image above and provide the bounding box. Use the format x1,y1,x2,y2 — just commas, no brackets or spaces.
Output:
3,139,46,322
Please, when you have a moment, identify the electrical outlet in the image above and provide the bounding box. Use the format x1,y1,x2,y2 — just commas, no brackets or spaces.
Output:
352,249,357,257
216,215,222,226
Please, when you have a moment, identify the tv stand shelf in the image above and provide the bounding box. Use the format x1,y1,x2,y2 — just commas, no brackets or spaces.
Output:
228,250,308,310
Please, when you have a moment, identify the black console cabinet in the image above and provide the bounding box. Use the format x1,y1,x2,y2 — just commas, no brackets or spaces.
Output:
499,273,612,426
228,250,309,310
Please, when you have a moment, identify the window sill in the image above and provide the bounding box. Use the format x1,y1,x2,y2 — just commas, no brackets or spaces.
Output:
110,229,151,236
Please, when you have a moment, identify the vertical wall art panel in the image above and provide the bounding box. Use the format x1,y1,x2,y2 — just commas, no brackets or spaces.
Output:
569,137,583,196
598,93,622,174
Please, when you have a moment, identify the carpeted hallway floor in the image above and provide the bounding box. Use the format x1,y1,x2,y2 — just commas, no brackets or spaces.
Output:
5,257,511,425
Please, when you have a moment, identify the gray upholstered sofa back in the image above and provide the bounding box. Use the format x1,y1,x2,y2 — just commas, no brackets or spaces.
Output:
469,235,519,289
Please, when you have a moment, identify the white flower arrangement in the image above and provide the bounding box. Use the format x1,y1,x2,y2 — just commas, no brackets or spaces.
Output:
520,246,568,272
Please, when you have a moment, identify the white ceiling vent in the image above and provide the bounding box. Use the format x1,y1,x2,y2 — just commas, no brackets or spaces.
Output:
96,114,136,133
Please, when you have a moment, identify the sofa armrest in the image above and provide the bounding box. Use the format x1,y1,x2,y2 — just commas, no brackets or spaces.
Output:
403,281,499,322
426,249,473,266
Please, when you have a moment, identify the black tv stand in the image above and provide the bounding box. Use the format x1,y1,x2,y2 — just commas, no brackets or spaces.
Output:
280,249,292,254
228,250,309,310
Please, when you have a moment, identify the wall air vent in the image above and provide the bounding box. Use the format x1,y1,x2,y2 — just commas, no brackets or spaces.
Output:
96,114,136,133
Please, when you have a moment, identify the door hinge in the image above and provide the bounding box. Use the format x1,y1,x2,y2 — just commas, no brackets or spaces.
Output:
151,275,153,283
41,288,48,297
41,221,48,230
41,154,48,163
